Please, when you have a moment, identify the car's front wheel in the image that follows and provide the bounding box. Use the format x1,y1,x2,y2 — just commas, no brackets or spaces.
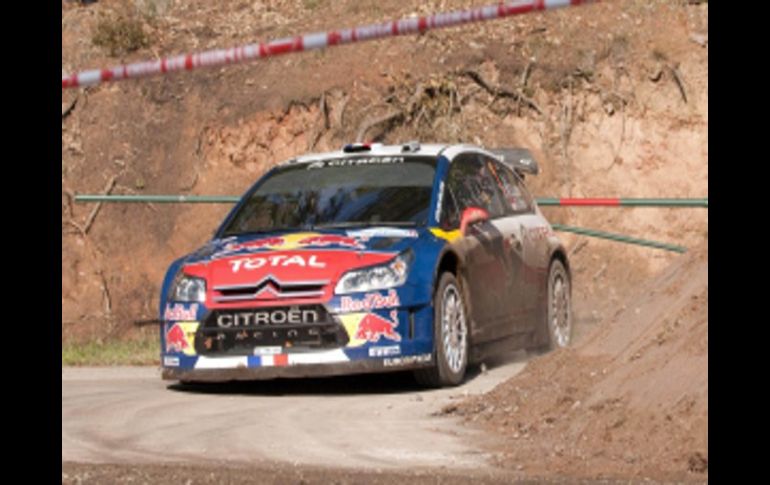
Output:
414,272,468,387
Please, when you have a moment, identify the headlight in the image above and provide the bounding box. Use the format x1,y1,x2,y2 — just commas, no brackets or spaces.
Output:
335,251,413,295
170,272,206,303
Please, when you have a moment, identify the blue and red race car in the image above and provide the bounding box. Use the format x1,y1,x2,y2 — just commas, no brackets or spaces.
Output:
160,142,572,387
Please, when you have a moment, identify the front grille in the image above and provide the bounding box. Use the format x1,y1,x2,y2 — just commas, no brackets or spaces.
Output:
196,305,348,355
212,275,328,302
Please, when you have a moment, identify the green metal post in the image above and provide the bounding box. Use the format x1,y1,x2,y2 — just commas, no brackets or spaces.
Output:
551,223,687,253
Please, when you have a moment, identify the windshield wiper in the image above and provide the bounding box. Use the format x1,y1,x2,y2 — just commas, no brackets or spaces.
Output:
314,221,418,229
221,227,307,238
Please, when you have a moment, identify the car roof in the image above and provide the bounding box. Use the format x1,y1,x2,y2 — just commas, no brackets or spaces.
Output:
281,143,502,165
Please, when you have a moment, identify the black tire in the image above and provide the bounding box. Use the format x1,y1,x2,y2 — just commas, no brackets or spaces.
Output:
536,258,573,352
414,272,469,388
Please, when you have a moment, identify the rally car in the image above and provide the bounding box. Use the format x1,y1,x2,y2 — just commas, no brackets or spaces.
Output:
160,142,572,387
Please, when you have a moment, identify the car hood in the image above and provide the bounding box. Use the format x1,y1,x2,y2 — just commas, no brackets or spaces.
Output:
179,227,428,306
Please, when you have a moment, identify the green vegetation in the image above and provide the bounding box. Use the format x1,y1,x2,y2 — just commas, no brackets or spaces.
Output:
302,0,323,10
92,8,149,57
62,335,159,366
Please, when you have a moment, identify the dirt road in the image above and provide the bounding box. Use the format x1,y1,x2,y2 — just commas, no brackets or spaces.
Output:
62,352,527,470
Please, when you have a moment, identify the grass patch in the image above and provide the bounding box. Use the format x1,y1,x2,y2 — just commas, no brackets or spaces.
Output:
302,0,324,10
63,335,159,366
92,6,150,57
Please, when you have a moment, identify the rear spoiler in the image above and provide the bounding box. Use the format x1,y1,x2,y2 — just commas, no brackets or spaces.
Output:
490,148,540,176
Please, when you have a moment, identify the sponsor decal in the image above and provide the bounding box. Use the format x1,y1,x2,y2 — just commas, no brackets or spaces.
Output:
340,289,400,313
253,346,283,356
434,181,444,223
306,157,404,169
383,353,432,367
354,310,401,343
164,303,199,321
230,236,285,251
216,308,320,328
346,227,418,239
368,345,401,357
163,356,180,367
165,321,199,355
523,226,551,242
229,254,326,273
296,234,364,249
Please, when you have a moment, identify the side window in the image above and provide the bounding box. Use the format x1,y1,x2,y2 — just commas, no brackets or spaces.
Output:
441,153,508,229
490,160,534,214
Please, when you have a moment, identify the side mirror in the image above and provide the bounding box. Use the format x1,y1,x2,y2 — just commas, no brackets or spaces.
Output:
460,207,490,235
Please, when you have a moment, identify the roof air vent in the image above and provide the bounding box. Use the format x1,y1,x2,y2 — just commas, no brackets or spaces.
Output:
343,143,372,153
402,141,421,153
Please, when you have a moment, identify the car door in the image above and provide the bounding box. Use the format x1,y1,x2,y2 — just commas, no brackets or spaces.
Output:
439,153,512,343
488,159,546,332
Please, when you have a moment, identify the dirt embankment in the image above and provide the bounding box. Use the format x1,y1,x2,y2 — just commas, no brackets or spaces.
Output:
449,242,708,482
62,0,707,348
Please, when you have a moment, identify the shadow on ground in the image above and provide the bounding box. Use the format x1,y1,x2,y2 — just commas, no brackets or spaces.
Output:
167,349,530,396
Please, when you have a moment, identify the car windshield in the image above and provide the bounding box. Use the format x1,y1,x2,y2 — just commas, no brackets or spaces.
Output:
220,156,437,236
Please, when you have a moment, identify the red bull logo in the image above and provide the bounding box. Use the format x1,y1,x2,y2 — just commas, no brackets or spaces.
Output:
354,310,401,343
340,289,400,312
165,323,189,353
221,232,366,255
297,234,364,249
229,237,285,252
164,303,199,321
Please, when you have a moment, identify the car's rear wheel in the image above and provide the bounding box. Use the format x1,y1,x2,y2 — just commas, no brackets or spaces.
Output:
414,272,468,387
543,259,573,351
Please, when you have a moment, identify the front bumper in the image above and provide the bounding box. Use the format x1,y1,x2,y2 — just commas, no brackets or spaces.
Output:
160,300,436,382
161,352,433,381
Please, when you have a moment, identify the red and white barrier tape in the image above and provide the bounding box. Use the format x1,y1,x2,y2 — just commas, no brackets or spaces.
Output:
62,0,595,89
